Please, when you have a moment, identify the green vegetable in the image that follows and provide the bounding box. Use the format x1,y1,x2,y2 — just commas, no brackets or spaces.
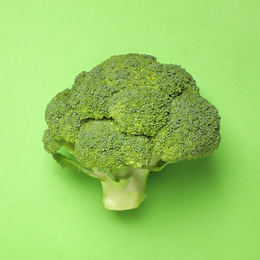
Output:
42,53,221,211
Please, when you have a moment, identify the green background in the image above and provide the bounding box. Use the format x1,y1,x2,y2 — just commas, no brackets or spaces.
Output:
1,0,259,259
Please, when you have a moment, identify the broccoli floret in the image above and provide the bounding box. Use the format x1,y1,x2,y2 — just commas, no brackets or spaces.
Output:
152,89,221,162
45,88,72,140
74,120,152,174
109,86,171,136
42,53,221,211
42,129,63,154
71,75,119,120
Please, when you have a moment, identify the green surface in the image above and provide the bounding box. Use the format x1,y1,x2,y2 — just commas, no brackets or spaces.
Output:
0,0,259,259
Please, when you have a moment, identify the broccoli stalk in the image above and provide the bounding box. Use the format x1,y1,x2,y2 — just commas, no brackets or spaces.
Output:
100,168,150,211
99,153,161,210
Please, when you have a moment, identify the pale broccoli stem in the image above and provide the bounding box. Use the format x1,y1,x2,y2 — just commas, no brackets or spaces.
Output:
94,153,160,211
100,168,150,211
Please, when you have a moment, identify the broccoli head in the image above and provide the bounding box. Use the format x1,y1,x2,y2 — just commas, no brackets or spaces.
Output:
42,53,221,211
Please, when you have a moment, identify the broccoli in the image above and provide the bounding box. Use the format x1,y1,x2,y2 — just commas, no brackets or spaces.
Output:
42,54,221,211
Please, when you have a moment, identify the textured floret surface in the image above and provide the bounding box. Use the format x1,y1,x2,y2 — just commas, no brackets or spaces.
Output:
43,54,220,173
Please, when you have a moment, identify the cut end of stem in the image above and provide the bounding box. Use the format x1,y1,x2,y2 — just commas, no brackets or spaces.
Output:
103,192,147,211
